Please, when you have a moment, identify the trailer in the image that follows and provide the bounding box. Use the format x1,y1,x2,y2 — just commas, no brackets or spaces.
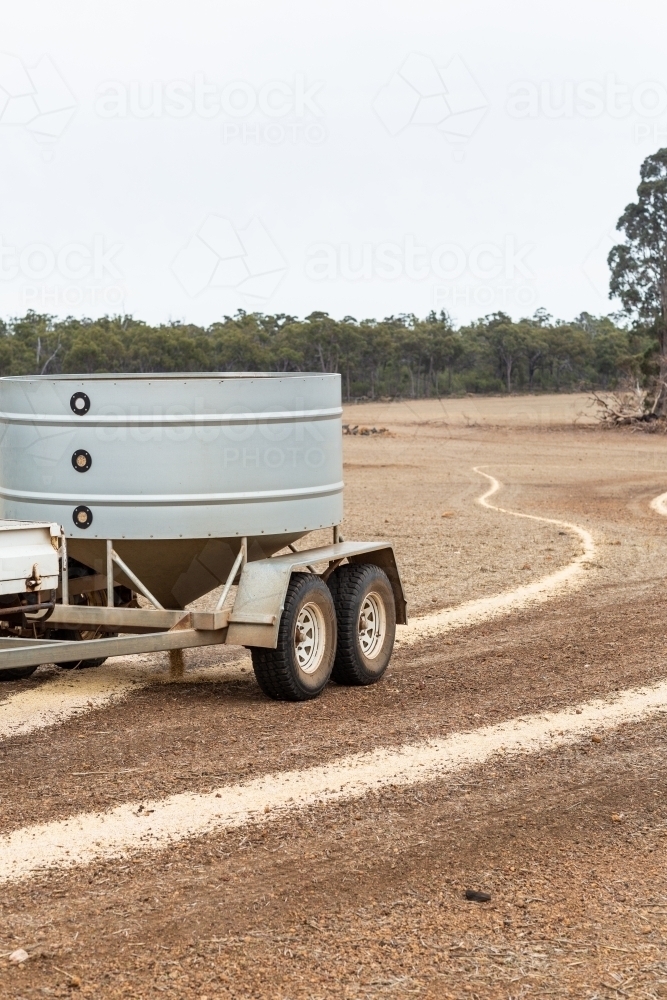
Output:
0,373,405,700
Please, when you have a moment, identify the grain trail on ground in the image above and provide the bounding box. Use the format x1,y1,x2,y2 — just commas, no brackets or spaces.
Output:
397,468,596,645
0,659,251,740
2,678,666,884
649,490,667,517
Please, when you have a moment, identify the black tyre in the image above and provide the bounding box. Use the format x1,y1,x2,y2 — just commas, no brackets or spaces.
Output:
55,637,107,671
0,665,38,681
51,587,110,670
328,563,396,685
250,572,336,701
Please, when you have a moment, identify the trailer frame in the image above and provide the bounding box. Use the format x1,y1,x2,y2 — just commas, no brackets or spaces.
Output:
0,533,406,672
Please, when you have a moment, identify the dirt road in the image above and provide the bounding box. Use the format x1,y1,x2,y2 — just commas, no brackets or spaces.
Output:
2,393,667,999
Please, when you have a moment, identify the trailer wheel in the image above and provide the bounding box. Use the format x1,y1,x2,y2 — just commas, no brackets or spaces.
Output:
327,563,396,685
52,588,110,669
56,643,107,669
0,665,38,681
250,572,336,701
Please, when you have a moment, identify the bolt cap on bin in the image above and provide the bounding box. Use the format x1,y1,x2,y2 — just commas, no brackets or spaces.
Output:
72,450,92,472
72,505,93,529
70,392,90,415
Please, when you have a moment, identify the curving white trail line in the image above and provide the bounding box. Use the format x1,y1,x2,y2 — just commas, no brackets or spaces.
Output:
397,468,596,646
0,469,596,737
1,677,666,885
650,491,667,517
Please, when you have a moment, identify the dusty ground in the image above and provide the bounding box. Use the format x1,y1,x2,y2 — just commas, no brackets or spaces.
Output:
1,393,667,999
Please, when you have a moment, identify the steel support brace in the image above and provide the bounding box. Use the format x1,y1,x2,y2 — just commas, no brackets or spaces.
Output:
110,546,163,610
0,627,228,671
60,535,69,606
106,538,114,607
214,537,246,613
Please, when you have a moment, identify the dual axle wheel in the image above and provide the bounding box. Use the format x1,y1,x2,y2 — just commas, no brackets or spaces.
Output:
251,563,396,702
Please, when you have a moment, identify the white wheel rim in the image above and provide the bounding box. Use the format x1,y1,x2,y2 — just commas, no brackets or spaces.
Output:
294,601,326,675
358,592,385,659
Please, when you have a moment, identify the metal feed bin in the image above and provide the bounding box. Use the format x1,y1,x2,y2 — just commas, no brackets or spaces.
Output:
0,371,405,701
0,373,344,608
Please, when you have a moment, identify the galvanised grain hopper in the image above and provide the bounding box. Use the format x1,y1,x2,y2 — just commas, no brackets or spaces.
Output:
0,373,405,700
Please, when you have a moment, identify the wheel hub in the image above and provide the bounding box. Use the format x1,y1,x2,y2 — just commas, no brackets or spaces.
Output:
358,592,385,659
294,601,326,675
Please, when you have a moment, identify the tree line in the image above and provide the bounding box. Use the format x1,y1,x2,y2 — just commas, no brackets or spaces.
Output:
0,148,666,404
0,307,652,401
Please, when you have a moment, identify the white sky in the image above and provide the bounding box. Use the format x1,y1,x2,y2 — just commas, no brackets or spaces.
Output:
0,0,664,327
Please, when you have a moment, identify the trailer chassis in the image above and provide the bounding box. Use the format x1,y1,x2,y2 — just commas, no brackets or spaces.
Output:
0,533,406,672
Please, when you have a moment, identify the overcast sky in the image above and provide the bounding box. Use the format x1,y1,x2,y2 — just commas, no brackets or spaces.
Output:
1,0,664,327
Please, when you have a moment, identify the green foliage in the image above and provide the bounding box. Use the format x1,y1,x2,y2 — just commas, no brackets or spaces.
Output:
609,147,667,353
0,307,637,399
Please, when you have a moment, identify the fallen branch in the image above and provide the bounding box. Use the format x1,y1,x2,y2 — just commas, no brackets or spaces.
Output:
590,381,664,426
342,424,391,436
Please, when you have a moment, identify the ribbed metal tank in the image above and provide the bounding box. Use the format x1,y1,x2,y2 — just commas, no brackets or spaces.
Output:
0,373,343,608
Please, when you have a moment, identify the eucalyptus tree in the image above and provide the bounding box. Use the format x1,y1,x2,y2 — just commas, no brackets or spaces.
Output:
609,148,667,405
